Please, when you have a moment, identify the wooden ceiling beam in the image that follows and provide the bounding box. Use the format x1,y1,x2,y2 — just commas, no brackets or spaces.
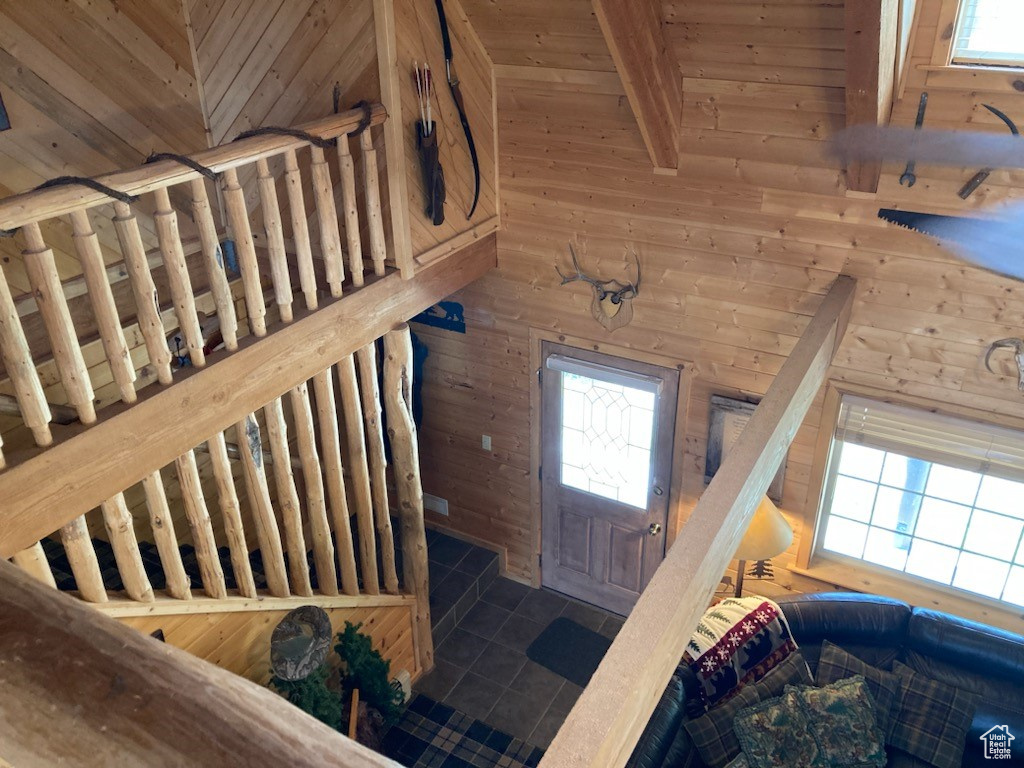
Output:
591,0,682,172
845,0,900,193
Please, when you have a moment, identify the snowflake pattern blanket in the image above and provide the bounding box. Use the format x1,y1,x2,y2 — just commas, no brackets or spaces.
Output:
683,596,799,711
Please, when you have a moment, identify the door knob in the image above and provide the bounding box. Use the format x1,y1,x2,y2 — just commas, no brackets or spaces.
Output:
648,523,662,536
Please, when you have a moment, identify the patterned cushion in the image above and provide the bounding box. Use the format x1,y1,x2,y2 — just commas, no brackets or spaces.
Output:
890,661,979,768
724,754,750,768
788,676,887,768
734,690,821,768
815,640,901,739
683,651,813,768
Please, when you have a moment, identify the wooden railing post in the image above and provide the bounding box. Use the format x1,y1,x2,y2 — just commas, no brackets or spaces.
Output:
190,178,239,351
207,432,258,599
99,493,153,603
382,324,432,672
256,158,295,323
141,470,192,600
310,146,345,298
0,263,52,447
359,130,387,277
283,149,318,311
10,543,56,589
69,209,137,404
235,414,291,597
356,343,399,594
112,201,174,385
221,167,267,337
58,516,107,604
153,187,206,367
21,223,95,424
336,134,364,287
289,382,339,596
175,448,227,600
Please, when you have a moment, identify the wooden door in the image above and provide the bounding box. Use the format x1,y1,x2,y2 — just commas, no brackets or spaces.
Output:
540,343,679,615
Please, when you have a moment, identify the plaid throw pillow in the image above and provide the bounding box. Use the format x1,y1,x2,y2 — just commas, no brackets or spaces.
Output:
684,684,761,768
815,641,901,739
683,651,813,768
890,661,979,768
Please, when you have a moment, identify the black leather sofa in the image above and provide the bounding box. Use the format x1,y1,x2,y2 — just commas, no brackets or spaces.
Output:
627,592,1024,768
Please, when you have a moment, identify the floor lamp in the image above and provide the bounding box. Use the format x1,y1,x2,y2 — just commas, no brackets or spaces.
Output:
734,496,794,598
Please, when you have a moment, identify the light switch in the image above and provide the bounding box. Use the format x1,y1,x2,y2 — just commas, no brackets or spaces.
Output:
481,434,492,451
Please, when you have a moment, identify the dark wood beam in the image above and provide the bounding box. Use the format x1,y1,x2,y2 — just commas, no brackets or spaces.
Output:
845,0,900,193
0,237,496,558
591,0,682,171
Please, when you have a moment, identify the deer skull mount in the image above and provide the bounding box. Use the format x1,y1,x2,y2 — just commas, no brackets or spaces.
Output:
556,240,641,331
985,338,1024,391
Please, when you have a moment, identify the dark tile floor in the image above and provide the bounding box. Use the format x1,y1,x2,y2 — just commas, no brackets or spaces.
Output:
415,533,625,749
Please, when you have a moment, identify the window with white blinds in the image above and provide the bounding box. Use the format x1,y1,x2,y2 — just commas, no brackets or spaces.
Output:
952,0,1024,66
818,395,1024,608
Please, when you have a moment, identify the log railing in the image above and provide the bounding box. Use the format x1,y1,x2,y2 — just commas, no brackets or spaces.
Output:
6,324,432,672
0,103,403,477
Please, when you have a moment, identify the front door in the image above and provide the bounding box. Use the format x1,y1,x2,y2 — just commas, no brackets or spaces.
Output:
540,343,679,615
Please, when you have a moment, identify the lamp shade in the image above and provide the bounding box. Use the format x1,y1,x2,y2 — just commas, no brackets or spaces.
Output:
734,496,793,561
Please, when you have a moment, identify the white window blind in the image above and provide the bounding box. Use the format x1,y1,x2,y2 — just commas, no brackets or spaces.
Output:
835,395,1024,484
953,0,1024,66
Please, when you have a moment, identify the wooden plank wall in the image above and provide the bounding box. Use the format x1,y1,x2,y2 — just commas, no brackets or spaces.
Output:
392,0,498,263
119,601,419,685
418,0,1024,631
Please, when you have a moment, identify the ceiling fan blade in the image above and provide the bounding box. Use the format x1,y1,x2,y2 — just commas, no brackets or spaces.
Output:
891,200,1024,281
830,125,1024,169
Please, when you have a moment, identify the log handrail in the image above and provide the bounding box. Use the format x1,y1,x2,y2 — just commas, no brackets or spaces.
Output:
0,104,387,231
541,276,856,768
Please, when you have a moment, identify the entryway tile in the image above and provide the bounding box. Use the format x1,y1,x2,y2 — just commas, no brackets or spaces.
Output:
436,628,487,668
486,688,546,743
560,600,607,631
481,577,531,612
514,589,568,624
444,671,503,722
509,661,565,703
469,641,528,687
492,615,545,653
459,601,511,640
415,658,465,701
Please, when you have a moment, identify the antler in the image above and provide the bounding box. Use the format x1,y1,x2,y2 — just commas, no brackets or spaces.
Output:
609,248,641,304
557,241,614,297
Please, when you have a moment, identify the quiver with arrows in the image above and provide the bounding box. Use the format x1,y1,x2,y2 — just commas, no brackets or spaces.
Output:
416,121,445,226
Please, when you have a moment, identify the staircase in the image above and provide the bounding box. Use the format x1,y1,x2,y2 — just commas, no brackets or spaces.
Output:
0,103,494,692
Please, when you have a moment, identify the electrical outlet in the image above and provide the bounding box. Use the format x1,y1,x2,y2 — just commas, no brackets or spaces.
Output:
423,493,448,516
481,434,492,451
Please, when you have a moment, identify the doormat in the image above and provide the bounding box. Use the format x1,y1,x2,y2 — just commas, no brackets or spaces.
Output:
526,617,611,688
381,694,544,768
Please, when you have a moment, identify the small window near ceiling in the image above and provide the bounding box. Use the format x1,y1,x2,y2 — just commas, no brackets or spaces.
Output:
816,395,1024,608
953,0,1024,66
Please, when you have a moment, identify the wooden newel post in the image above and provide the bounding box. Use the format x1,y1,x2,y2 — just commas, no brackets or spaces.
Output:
382,324,433,673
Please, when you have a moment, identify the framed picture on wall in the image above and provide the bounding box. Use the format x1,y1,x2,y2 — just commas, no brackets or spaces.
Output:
704,394,787,503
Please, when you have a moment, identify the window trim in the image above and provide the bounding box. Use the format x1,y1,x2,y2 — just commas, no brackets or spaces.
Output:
798,382,1024,627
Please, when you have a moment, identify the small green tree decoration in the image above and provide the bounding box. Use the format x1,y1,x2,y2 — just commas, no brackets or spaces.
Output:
269,663,343,731
335,621,405,726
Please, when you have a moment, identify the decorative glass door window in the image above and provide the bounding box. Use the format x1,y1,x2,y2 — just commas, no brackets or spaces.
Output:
817,395,1024,607
547,356,659,509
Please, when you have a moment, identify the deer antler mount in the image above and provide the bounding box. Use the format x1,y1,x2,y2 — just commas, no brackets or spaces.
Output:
557,240,641,331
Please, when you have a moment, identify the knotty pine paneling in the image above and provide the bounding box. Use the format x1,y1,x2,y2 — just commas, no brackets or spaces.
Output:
119,602,419,685
417,0,1024,631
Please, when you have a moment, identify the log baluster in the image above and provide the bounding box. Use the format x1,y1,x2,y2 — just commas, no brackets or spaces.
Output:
337,354,391,593
256,158,294,323
359,130,387,277
59,516,107,603
221,167,267,336
21,223,95,424
356,342,399,594
153,187,206,367
283,149,318,310
288,382,339,596
311,369,362,595
383,324,433,671
207,432,258,598
11,543,56,589
190,178,238,351
309,146,345,297
175,448,227,599
336,133,364,287
235,414,290,597
141,470,192,600
112,201,173,385
69,209,137,404
264,397,312,596
99,493,154,602
0,264,51,446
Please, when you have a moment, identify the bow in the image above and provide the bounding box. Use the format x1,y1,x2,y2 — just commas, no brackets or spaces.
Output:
435,0,480,219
